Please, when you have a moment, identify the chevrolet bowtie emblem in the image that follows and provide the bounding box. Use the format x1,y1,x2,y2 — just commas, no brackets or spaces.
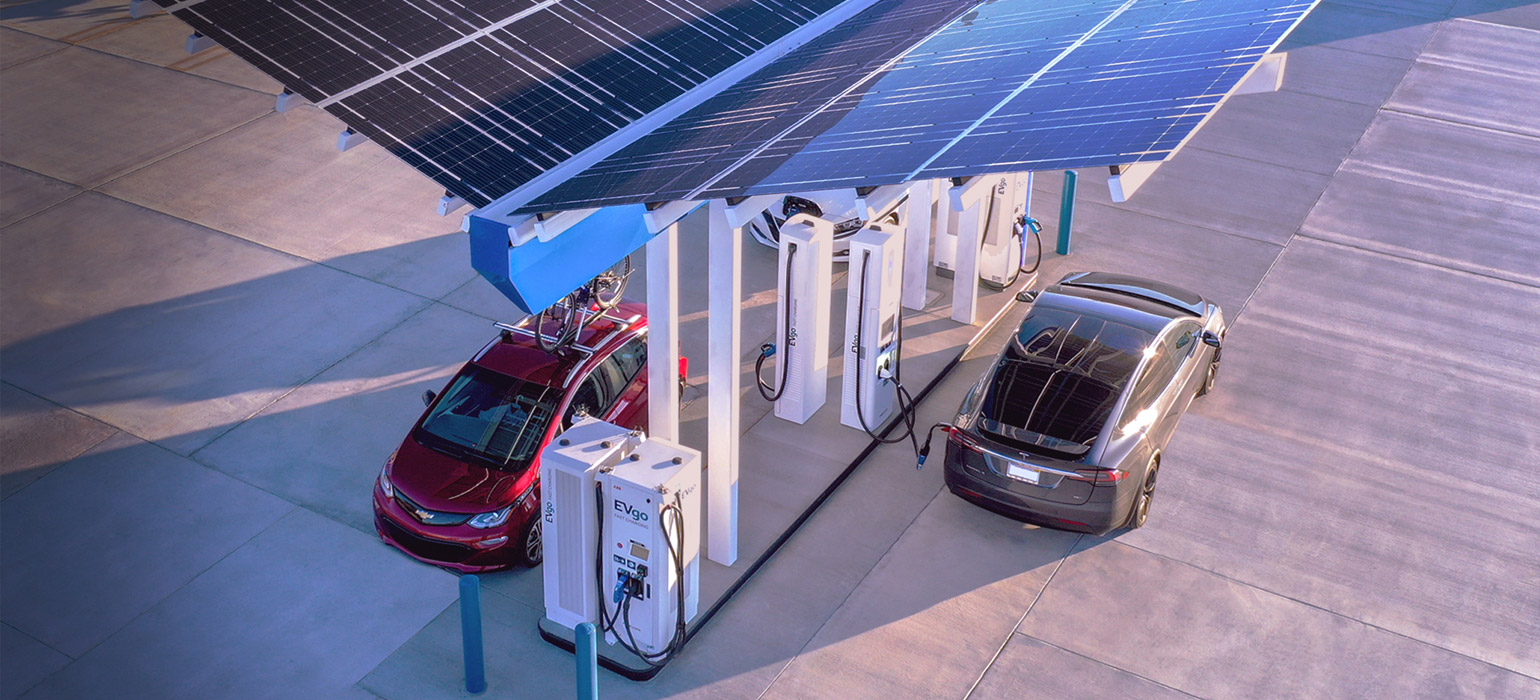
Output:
414,508,431,521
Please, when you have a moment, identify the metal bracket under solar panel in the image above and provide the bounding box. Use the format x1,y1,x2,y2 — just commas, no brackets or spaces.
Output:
437,193,467,217
337,129,366,152
1108,163,1160,203
534,209,599,243
275,90,300,114
1234,52,1287,96
185,33,215,55
722,194,781,229
641,200,701,234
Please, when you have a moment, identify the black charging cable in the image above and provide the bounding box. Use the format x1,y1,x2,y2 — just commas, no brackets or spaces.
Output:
594,485,689,669
755,243,798,401
851,250,922,459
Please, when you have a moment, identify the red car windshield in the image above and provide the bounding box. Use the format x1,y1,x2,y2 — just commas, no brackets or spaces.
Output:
415,366,558,472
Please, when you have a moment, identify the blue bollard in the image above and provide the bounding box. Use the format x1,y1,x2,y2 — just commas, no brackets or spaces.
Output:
575,622,599,700
1057,170,1077,256
460,575,486,694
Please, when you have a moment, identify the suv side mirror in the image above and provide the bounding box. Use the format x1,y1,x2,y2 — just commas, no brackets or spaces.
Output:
1015,289,1038,304
1201,330,1222,349
421,390,436,407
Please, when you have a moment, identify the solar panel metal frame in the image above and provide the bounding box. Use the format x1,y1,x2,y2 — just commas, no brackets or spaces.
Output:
155,0,849,207
523,0,1321,213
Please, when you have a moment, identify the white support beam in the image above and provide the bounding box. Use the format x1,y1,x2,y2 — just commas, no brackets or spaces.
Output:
857,184,909,221
647,222,681,443
533,208,599,242
337,128,366,151
185,32,215,54
437,193,468,217
643,200,701,234
1107,163,1161,203
498,215,538,246
723,194,781,229
1234,52,1286,95
950,178,991,325
705,200,741,565
901,180,933,311
933,177,955,273
129,0,155,19
275,90,301,113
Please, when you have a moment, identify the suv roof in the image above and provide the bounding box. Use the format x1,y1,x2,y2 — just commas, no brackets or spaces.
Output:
473,299,647,387
1057,271,1206,317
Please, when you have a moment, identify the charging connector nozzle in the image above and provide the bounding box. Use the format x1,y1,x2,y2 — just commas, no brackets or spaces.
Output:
917,423,953,470
613,571,630,604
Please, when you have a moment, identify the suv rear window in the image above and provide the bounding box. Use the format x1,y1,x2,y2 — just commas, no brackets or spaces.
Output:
979,308,1151,454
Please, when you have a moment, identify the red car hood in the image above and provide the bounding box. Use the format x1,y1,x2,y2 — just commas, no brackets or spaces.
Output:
390,434,533,512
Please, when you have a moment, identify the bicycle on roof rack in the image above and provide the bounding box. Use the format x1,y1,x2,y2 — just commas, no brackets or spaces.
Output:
532,256,633,353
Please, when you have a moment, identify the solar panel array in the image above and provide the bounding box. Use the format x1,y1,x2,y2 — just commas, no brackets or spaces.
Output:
526,0,1319,212
155,0,843,207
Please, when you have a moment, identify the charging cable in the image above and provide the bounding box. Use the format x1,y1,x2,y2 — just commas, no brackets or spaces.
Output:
755,243,798,401
851,250,923,461
594,485,689,669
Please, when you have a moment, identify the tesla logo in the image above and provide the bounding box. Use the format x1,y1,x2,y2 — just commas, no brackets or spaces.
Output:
614,500,649,523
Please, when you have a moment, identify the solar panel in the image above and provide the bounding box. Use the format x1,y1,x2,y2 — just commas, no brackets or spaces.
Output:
525,0,1319,212
155,0,844,206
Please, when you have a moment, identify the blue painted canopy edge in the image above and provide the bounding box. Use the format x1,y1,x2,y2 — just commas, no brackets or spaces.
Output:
469,205,655,314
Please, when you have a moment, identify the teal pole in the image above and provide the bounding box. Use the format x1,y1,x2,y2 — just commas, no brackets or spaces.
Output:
1057,170,1076,255
460,575,486,694
575,622,599,700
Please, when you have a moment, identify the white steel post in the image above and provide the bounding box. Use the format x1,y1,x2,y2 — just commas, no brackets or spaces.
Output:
706,200,740,565
647,222,681,443
951,187,984,325
902,180,933,311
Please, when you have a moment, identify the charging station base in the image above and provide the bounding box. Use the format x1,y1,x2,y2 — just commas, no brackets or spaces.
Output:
538,616,682,681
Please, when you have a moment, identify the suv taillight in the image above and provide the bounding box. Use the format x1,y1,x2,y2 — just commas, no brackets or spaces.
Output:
949,429,982,454
1071,467,1133,486
1069,468,1127,485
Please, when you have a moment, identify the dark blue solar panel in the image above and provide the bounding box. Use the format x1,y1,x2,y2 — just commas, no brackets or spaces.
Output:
525,0,981,210
526,0,1319,212
920,0,1311,178
158,0,844,207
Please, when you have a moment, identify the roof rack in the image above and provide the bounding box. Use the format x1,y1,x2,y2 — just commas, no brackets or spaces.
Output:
493,307,644,389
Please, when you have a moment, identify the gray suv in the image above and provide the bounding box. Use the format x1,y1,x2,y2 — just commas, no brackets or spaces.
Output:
941,272,1225,534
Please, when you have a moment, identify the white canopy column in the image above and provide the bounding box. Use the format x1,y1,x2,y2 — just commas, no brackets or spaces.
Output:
902,179,934,311
705,199,744,565
646,222,680,443
949,177,992,324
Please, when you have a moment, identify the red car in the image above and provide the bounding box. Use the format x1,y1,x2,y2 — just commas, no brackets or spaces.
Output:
373,300,678,572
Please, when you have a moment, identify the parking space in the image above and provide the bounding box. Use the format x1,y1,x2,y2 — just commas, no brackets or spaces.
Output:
2,2,1537,699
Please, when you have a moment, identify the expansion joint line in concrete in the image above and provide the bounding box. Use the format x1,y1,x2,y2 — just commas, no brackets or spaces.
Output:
1293,233,1540,291
1379,105,1540,143
1012,634,1206,700
1110,539,1540,683
960,533,1083,700
1232,10,1471,325
186,298,437,463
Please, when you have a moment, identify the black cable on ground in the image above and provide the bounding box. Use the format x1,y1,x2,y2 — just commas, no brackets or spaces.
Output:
548,271,1028,682
681,293,1026,651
